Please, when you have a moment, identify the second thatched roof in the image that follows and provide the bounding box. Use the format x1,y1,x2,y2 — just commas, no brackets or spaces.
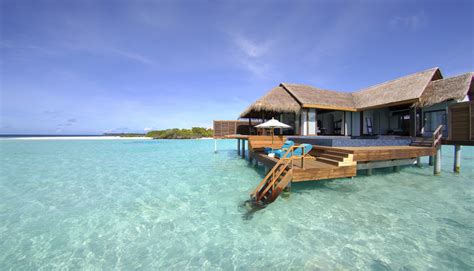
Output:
416,72,474,107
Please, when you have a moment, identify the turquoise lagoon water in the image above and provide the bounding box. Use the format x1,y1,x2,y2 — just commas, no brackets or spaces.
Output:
0,139,473,270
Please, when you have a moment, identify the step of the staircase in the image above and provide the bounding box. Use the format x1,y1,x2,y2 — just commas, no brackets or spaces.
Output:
323,150,350,157
317,157,341,166
319,153,347,161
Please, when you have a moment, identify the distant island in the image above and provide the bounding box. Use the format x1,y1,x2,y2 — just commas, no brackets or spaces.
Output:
106,127,213,139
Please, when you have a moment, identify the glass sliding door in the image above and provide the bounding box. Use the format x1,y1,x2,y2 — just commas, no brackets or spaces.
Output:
424,110,447,136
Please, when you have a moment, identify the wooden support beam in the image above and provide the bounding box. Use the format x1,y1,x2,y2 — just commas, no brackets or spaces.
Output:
454,145,461,173
237,139,240,155
356,159,416,170
241,139,246,159
429,156,434,166
434,147,441,175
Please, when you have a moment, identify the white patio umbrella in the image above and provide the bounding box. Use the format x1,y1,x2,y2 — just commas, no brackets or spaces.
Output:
255,118,292,145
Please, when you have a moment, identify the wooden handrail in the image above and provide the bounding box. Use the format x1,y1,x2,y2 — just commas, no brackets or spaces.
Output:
251,144,309,200
432,125,443,148
251,146,294,197
256,158,292,202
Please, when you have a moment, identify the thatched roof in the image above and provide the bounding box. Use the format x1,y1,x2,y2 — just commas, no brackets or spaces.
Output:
239,86,300,118
281,83,356,110
416,72,474,107
239,67,473,118
352,67,442,109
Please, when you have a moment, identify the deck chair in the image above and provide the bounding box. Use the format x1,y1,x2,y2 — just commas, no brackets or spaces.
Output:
265,140,294,154
275,144,312,159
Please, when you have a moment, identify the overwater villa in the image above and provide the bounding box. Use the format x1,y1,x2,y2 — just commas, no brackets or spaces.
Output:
239,67,472,138
216,67,474,205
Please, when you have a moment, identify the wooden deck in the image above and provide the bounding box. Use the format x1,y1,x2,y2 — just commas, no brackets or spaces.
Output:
252,151,357,182
251,144,434,183
246,136,437,204
311,145,436,162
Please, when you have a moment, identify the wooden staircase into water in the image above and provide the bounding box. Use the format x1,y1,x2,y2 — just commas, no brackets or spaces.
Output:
251,146,307,204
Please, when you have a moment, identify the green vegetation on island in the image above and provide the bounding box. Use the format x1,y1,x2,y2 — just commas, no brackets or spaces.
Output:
145,127,213,139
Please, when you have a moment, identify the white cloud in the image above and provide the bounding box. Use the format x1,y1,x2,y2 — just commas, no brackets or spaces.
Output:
144,127,153,131
390,11,426,30
234,35,272,58
229,34,274,77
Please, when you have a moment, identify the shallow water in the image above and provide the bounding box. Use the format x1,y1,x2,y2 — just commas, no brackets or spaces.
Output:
0,139,473,270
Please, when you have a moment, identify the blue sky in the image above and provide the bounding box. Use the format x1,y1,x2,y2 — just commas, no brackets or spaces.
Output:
1,0,473,134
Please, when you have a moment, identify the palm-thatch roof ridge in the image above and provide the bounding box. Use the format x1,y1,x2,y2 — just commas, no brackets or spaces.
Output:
352,67,442,109
416,72,474,107
281,83,355,110
239,86,301,118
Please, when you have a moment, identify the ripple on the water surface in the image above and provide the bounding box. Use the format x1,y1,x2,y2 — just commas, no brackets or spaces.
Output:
0,140,473,269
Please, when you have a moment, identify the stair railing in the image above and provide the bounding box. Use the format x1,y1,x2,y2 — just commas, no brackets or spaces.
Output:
432,125,443,148
251,145,309,201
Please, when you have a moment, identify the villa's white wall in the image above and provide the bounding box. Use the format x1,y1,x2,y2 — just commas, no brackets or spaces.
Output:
301,110,308,135
345,111,352,136
308,109,317,135
351,112,361,136
295,112,300,135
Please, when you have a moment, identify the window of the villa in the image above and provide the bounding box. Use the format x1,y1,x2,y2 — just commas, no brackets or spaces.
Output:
424,110,447,132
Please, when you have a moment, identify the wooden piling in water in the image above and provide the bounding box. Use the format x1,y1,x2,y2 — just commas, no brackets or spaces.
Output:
416,157,422,167
241,139,246,159
434,147,441,175
237,139,240,155
454,145,461,173
429,156,434,166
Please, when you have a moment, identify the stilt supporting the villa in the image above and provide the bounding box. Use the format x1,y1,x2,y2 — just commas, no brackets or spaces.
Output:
237,139,240,155
241,139,246,159
367,168,373,175
429,156,434,166
434,147,441,175
393,165,400,172
454,145,461,173
416,157,422,167
249,150,253,163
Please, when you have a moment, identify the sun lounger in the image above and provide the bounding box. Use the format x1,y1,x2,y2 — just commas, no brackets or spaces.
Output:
264,140,294,154
275,143,312,159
